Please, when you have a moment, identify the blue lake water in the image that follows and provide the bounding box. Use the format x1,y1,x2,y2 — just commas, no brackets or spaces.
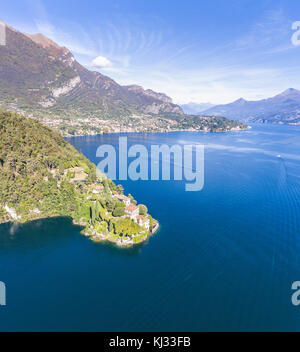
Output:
1,124,300,331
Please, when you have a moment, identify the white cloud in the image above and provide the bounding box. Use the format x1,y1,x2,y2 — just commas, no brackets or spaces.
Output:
91,56,113,68
22,3,299,105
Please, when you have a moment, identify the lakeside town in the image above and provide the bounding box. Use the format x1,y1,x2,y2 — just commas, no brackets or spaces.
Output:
38,113,249,136
41,114,179,136
2,103,248,137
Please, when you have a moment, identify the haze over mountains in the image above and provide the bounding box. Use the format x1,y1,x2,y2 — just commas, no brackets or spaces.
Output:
180,102,215,115
202,89,300,125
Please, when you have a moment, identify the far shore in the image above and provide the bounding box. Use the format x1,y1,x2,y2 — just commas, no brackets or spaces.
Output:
65,126,251,138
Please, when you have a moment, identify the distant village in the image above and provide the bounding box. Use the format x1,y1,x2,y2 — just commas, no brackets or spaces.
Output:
39,115,181,136
5,108,195,136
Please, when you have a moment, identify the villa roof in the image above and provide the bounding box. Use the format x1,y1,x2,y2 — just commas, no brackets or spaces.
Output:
93,184,104,190
125,204,139,213
65,166,84,173
116,194,130,201
137,215,149,224
70,172,88,182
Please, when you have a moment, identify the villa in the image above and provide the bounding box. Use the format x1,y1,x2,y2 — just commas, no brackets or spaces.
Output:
64,167,88,183
70,172,88,183
136,215,150,231
125,204,139,221
64,166,84,175
92,184,104,194
115,194,131,206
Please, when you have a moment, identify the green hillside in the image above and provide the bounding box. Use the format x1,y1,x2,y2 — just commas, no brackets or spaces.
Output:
0,111,157,246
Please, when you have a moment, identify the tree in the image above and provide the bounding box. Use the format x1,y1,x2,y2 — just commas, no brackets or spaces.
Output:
113,207,125,217
108,220,114,233
114,201,125,209
87,170,97,184
128,194,137,205
106,197,115,212
139,204,148,216
90,202,96,224
95,201,102,220
109,180,117,192
103,179,109,193
116,184,124,194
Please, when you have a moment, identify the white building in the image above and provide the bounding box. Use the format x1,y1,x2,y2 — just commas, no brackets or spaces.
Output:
115,194,131,207
125,204,139,221
92,184,104,194
137,215,150,231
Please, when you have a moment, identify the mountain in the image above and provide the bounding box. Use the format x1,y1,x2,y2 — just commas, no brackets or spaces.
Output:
203,89,300,125
0,21,247,134
0,111,157,246
181,102,215,114
0,24,182,117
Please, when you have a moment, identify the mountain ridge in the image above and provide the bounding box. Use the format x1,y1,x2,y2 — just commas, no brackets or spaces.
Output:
203,89,300,125
0,21,247,134
0,25,183,117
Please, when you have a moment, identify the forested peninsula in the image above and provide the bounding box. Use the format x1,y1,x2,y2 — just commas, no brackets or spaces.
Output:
0,111,158,246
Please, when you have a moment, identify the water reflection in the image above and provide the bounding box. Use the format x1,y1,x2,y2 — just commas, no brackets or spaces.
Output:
0,216,149,257
0,217,83,254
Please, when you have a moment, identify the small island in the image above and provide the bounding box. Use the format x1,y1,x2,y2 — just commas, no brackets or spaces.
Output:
0,111,158,247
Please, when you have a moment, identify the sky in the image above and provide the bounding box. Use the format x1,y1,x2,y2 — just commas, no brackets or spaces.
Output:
2,0,300,104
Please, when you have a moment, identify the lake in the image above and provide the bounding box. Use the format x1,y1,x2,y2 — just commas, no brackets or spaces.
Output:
1,123,300,331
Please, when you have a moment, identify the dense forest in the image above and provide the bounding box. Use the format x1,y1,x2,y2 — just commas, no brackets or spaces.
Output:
0,111,156,245
0,111,96,222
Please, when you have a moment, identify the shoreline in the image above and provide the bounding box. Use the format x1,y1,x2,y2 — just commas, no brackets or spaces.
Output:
0,215,160,248
65,126,251,138
0,214,87,227
86,221,160,247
